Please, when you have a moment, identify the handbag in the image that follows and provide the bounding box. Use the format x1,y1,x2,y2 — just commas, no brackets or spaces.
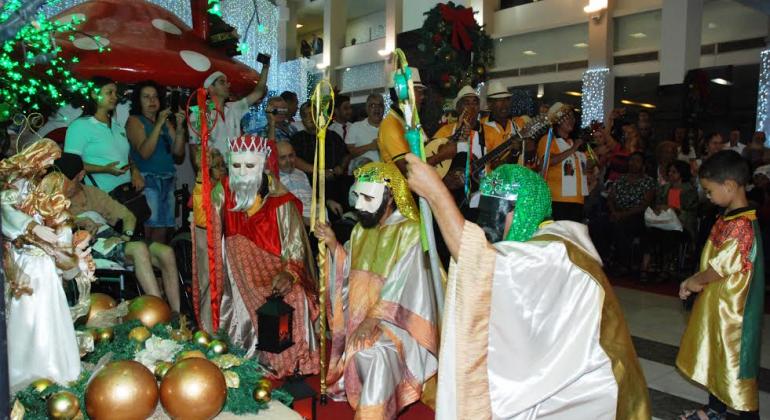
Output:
644,207,682,232
87,174,152,224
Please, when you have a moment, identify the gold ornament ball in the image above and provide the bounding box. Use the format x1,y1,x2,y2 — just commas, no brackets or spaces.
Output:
258,378,272,391
125,295,172,328
30,378,53,393
85,360,159,420
154,361,173,380
177,349,207,360
160,358,227,420
253,387,271,404
96,327,114,343
193,330,212,347
85,293,117,324
207,339,228,356
47,391,80,419
128,326,151,343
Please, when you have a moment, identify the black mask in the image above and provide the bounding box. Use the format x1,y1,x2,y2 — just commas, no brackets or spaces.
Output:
476,195,515,243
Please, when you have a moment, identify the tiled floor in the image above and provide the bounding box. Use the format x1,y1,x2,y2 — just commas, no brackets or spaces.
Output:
616,286,770,419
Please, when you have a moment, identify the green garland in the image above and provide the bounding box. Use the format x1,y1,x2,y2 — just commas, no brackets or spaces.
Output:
14,320,293,419
417,1,495,98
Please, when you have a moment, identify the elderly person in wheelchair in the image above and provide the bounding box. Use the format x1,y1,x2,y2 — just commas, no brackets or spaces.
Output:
53,153,181,312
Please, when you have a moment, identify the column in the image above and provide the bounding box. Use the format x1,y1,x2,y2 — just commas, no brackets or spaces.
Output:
469,0,496,34
275,0,296,62
659,0,703,86
581,0,614,125
322,0,347,85
384,0,402,55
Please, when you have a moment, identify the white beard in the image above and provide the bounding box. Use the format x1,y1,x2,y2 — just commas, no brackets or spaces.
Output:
229,173,263,212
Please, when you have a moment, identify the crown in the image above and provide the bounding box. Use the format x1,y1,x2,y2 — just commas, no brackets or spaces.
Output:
227,135,271,156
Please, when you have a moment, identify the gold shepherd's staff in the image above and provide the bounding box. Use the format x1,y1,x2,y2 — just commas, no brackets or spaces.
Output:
308,79,334,404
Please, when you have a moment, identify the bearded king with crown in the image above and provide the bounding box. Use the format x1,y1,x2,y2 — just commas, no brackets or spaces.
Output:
195,134,319,378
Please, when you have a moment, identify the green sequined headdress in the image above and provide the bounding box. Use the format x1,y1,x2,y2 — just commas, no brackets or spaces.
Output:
480,164,552,242
354,162,419,222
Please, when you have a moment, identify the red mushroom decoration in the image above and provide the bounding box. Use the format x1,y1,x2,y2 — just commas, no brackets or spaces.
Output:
50,0,260,95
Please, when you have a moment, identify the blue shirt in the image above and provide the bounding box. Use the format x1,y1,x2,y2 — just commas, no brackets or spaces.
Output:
129,115,175,174
64,116,131,193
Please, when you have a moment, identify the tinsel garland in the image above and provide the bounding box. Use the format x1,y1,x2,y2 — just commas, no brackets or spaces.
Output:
14,319,293,419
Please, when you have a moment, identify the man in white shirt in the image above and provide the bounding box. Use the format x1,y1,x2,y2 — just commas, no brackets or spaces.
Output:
725,128,745,154
189,59,270,162
276,141,312,224
345,93,384,174
328,95,352,143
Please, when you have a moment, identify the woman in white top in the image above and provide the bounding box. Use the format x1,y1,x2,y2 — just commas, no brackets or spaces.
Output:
64,77,143,194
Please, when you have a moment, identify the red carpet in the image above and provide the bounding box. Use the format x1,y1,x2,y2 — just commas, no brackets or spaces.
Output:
303,374,435,420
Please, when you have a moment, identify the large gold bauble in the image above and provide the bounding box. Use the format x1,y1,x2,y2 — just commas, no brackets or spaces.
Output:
160,358,227,420
47,391,80,419
207,339,228,356
128,326,151,343
30,378,53,393
253,387,271,404
85,293,117,324
124,295,171,328
193,330,211,347
85,360,159,420
177,350,206,360
95,327,114,343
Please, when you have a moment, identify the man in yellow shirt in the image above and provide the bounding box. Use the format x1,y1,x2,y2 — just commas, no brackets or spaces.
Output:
379,67,450,175
480,80,514,153
536,102,587,222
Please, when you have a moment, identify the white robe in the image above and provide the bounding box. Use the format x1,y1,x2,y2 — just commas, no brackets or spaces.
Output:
437,221,620,420
2,179,80,389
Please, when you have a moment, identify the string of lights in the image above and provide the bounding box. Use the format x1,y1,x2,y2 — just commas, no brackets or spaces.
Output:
580,67,609,127
0,5,99,121
756,49,769,146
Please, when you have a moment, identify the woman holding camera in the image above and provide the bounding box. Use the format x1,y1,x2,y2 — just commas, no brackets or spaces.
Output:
126,80,186,244
65,77,140,195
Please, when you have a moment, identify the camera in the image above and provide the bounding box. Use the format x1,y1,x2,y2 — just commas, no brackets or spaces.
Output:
257,53,271,66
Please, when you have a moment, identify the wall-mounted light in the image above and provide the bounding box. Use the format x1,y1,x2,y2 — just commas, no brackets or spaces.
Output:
584,0,608,22
537,84,544,99
296,23,304,29
711,77,733,86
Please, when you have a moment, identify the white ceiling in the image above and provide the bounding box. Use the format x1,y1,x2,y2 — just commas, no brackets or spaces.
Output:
292,0,385,35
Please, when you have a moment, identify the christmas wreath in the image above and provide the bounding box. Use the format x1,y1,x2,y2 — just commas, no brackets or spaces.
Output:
418,1,495,98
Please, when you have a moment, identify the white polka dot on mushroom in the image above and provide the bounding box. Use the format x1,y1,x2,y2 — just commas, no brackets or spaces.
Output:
73,36,110,50
180,50,211,72
151,18,182,35
55,13,86,25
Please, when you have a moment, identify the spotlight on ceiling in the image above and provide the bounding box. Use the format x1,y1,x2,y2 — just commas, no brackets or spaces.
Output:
710,78,733,86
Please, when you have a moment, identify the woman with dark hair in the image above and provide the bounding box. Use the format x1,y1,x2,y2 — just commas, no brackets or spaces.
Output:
640,159,699,280
64,77,142,196
607,151,656,275
126,80,186,243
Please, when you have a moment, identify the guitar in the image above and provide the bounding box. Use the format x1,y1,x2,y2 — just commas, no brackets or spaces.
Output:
468,115,549,181
423,111,472,178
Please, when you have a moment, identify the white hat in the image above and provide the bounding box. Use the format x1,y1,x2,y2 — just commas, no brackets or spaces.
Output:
486,80,511,99
453,85,479,108
754,164,770,180
204,71,226,89
388,67,425,89
547,102,574,123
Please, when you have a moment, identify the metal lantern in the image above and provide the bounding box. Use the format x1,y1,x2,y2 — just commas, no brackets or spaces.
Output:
256,294,294,353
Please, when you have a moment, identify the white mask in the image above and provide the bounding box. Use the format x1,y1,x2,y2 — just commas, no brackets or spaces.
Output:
228,151,266,211
352,181,385,213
